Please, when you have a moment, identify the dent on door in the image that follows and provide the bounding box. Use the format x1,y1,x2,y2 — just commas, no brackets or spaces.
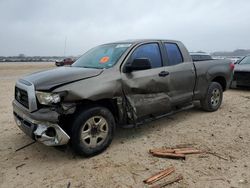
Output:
122,68,172,119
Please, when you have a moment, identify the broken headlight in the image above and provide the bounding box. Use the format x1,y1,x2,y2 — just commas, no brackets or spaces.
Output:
36,91,67,105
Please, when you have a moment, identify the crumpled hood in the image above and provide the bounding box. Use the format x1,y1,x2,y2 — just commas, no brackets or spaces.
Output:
234,64,250,72
22,66,103,91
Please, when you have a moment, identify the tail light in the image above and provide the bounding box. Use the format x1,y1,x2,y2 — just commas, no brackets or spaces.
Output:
230,63,235,71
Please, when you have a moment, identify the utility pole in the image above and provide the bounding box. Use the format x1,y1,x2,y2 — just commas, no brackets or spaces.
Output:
63,36,67,57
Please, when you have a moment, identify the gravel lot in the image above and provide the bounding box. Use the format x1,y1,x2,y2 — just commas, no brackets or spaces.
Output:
0,62,249,188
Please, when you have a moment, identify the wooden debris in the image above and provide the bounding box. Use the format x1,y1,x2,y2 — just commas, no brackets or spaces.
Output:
149,147,202,160
15,141,36,152
16,163,26,170
150,147,202,154
174,149,202,155
172,147,196,152
151,175,183,188
206,152,228,161
149,148,175,154
151,151,186,160
143,167,175,185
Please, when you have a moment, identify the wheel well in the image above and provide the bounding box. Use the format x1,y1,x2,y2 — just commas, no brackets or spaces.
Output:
75,99,120,122
212,76,226,91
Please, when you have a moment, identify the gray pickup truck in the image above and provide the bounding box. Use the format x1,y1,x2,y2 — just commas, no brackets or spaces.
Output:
13,39,234,156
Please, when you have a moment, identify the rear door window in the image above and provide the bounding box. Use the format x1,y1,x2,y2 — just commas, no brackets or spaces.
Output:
131,43,162,68
164,43,183,66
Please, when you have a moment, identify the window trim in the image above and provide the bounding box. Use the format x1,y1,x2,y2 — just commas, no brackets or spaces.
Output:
123,42,164,71
163,42,184,66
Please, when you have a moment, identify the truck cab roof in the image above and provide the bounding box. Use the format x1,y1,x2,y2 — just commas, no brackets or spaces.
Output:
108,39,182,44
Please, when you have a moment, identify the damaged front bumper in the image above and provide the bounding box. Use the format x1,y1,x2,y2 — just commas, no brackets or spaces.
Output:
13,100,70,146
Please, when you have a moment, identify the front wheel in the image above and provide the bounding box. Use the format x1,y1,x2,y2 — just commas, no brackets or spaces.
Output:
70,107,115,157
200,82,223,112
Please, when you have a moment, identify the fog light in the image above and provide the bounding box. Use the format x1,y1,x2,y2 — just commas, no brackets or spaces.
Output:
45,127,56,137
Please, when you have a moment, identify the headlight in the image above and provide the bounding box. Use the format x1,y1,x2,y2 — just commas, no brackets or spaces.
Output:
36,91,66,105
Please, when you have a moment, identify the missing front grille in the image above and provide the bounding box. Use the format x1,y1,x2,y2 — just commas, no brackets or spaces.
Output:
15,87,29,109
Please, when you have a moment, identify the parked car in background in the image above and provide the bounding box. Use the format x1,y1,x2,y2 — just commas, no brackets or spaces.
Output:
55,58,75,66
190,52,213,62
225,57,243,64
233,57,244,64
231,55,250,88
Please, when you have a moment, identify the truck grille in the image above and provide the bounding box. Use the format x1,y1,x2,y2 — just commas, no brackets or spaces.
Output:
15,87,29,109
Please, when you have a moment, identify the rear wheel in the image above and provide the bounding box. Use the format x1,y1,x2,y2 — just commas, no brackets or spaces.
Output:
71,107,115,157
200,82,223,112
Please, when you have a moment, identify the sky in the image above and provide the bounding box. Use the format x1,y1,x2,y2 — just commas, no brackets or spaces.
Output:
0,0,250,56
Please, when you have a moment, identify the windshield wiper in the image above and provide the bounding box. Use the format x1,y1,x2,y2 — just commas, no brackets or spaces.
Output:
82,66,103,69
72,65,105,69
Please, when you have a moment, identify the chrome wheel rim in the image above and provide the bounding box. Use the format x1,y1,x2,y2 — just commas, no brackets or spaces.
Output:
211,88,220,107
81,116,109,148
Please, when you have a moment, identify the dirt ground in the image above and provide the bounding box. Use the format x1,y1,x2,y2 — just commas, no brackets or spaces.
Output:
0,62,249,188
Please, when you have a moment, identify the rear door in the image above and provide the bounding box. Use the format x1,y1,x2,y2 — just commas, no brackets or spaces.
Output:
162,42,196,104
121,42,172,119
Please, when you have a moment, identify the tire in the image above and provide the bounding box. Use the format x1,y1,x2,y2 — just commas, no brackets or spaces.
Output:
70,106,115,157
200,82,223,112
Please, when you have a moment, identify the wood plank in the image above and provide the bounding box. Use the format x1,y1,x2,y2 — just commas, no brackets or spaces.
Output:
143,167,175,185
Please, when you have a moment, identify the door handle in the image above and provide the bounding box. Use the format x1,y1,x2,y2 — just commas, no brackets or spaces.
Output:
159,71,169,77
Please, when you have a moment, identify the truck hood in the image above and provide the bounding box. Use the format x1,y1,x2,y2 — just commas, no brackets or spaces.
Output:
235,64,250,72
22,66,103,91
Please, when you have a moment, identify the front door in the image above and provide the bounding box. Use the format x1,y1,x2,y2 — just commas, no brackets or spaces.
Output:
121,43,172,119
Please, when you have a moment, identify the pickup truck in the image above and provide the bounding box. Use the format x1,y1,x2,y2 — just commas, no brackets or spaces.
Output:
190,52,213,62
13,39,234,156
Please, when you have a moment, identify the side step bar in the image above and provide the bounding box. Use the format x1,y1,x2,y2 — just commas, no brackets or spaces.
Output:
121,103,194,128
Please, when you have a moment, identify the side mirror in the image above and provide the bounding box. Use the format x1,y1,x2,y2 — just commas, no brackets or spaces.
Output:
124,58,152,73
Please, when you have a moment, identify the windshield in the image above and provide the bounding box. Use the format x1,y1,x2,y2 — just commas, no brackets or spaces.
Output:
72,43,131,69
239,56,250,65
